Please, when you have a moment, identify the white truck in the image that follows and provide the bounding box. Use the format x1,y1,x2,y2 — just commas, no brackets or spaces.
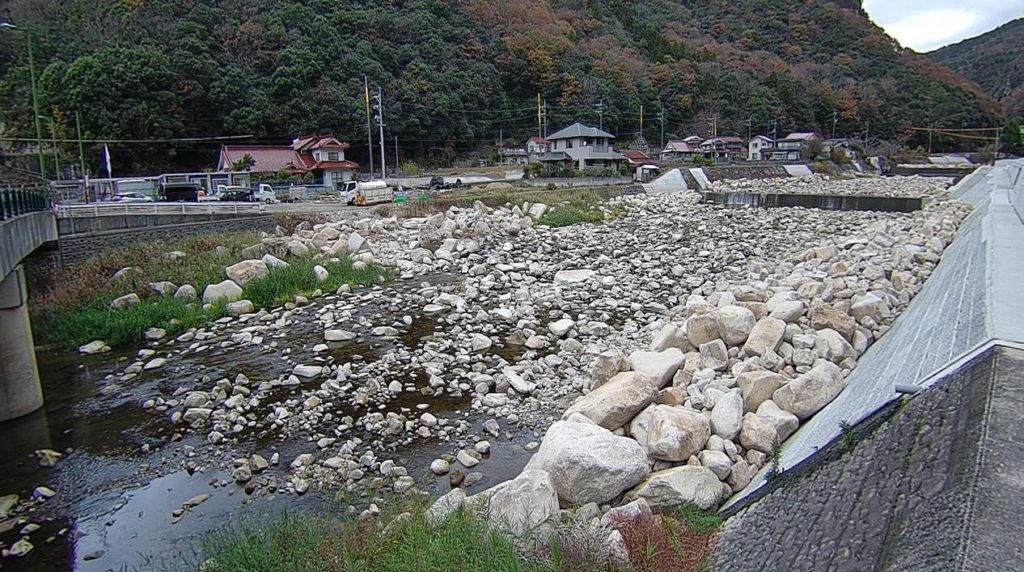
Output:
340,180,394,205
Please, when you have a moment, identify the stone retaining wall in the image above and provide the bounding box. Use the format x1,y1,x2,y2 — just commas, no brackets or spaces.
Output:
713,346,1024,571
28,216,277,276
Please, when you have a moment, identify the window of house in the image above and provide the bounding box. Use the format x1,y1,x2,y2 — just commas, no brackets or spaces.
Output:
328,152,339,161
566,139,573,149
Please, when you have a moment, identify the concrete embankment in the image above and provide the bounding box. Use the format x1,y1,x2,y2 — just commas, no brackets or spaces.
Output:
714,160,1024,571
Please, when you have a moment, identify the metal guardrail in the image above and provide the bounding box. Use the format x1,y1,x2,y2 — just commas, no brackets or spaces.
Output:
0,188,52,221
57,202,268,218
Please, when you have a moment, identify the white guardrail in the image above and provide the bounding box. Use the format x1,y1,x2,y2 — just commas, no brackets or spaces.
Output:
57,202,268,218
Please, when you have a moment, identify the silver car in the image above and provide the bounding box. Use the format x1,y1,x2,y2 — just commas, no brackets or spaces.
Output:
112,192,154,203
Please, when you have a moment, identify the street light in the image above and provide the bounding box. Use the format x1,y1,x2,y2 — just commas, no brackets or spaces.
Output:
1,22,47,181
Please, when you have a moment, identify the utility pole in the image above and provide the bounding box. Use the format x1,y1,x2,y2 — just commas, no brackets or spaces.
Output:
372,85,386,178
75,111,87,181
364,77,374,179
994,127,1001,166
771,117,778,143
658,106,665,153
639,105,644,140
542,99,548,138
1,24,46,181
596,99,604,131
537,94,542,138
746,117,752,141
712,114,719,166
394,135,399,174
928,124,934,155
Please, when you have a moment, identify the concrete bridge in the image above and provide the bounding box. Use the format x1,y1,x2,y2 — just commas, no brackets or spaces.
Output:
0,190,58,422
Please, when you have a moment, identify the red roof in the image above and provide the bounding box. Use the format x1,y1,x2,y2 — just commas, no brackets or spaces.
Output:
310,160,359,170
219,146,306,173
292,134,351,152
527,137,548,144
220,143,358,174
621,149,659,166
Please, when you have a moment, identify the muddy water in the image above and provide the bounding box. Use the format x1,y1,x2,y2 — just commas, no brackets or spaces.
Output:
0,274,543,571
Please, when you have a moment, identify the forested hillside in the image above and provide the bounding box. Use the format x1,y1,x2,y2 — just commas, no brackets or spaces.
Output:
928,18,1024,117
0,0,1005,174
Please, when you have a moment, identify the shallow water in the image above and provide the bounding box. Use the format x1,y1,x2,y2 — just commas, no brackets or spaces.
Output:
0,274,541,570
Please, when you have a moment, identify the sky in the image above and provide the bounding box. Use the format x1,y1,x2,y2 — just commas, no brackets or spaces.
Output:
862,0,1024,52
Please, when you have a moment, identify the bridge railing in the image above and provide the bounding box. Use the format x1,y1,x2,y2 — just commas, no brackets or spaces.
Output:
0,188,52,222
57,202,268,218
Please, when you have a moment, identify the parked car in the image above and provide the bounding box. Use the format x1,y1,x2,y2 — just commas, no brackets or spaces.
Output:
160,182,201,202
219,186,254,202
111,192,153,203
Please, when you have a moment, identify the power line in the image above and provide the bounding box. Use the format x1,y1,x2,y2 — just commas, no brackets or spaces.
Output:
0,134,254,143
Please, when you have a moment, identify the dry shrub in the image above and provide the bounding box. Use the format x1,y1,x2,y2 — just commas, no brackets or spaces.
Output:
614,511,718,572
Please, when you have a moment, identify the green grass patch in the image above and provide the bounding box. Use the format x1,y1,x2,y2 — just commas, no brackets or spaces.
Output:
39,297,229,348
200,507,554,572
32,230,391,349
537,205,605,227
198,501,723,572
243,258,391,308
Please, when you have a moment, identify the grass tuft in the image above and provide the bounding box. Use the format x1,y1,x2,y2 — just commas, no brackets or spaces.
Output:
243,258,390,308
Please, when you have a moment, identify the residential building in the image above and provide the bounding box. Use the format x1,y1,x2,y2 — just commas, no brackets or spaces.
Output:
526,137,549,163
700,136,745,162
218,134,359,190
499,146,529,166
621,149,660,182
747,135,774,161
824,138,855,159
683,135,703,146
660,140,699,162
537,122,626,172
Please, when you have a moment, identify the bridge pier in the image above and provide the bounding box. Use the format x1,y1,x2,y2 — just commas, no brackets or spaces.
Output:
0,265,43,422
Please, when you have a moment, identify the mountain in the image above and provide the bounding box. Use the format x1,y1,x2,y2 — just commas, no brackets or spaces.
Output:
929,18,1024,116
0,0,1004,174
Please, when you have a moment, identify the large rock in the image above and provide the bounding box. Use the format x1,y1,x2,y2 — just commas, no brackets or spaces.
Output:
716,305,756,346
470,470,560,536
850,292,891,324
810,304,856,341
109,293,140,310
563,371,659,430
739,413,779,454
324,329,357,342
174,284,197,299
227,299,255,316
756,400,800,441
814,328,857,363
224,260,268,286
644,405,711,462
148,281,177,296
710,390,743,440
685,313,719,347
203,280,243,304
523,420,650,505
78,340,110,355
742,317,786,357
548,318,575,338
625,466,730,511
772,361,845,419
262,253,289,269
627,348,685,388
348,232,368,254
650,323,688,352
426,488,465,526
737,371,786,413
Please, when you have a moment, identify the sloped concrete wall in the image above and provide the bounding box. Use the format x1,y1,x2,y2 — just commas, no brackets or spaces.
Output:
714,346,1024,571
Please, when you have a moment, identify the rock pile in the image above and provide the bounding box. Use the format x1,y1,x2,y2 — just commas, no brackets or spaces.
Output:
713,174,952,198
99,179,969,549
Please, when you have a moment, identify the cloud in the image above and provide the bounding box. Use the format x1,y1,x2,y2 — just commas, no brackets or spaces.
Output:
863,0,1024,51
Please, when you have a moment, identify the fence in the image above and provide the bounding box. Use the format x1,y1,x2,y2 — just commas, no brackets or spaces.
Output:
57,202,267,218
0,188,52,221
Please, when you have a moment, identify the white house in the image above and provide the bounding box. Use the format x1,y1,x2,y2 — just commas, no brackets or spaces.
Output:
747,135,774,161
537,123,626,171
218,134,358,190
